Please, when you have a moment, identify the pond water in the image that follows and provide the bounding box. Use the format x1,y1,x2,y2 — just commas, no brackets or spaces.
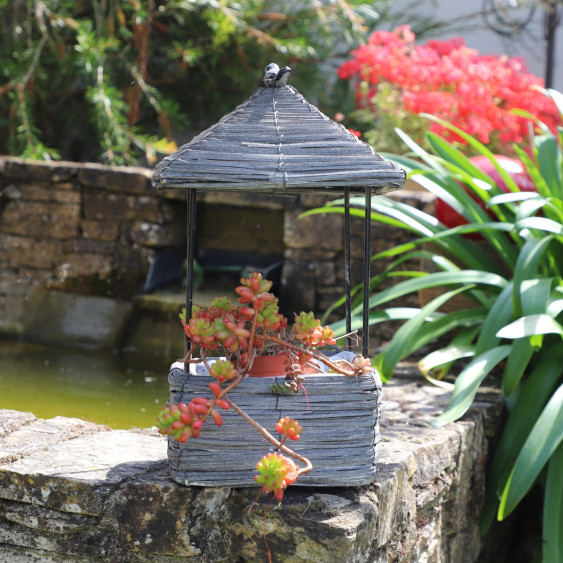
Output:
0,339,172,429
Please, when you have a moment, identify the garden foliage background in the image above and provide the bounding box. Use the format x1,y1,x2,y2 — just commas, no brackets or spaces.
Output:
0,0,393,164
0,0,534,166
2,2,563,561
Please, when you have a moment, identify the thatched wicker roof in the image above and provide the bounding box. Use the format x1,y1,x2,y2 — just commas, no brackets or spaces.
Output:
153,84,405,195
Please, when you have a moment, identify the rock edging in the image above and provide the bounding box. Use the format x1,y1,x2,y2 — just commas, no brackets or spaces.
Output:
0,372,503,562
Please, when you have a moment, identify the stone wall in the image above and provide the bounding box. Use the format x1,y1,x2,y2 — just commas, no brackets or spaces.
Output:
0,157,185,339
0,156,433,348
282,191,434,325
0,369,505,562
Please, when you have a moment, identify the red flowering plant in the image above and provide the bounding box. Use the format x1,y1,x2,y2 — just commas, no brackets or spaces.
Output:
156,272,371,502
337,25,561,155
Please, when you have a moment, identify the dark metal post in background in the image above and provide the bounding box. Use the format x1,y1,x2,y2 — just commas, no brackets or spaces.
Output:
184,188,197,370
362,187,372,358
344,188,352,351
482,0,560,89
544,1,560,88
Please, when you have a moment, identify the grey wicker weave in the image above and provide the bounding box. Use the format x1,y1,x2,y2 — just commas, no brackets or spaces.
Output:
153,63,404,489
167,359,382,487
152,85,405,194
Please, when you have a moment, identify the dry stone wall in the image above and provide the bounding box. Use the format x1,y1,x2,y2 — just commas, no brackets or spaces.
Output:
0,157,432,347
0,157,185,338
281,191,434,327
0,370,504,562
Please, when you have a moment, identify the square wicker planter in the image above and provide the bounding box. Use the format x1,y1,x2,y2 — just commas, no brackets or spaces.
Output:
166,352,382,487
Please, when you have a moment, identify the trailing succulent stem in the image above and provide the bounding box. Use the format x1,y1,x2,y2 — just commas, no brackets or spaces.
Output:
157,271,371,502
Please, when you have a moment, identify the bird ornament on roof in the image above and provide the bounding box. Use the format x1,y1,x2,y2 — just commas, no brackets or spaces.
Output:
263,63,292,88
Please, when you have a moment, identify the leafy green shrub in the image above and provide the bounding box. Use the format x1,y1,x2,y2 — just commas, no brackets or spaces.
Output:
0,0,383,164
306,88,563,561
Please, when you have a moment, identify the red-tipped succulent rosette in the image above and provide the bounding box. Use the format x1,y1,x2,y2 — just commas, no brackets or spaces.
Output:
275,416,303,441
160,271,371,503
254,452,299,502
293,311,336,347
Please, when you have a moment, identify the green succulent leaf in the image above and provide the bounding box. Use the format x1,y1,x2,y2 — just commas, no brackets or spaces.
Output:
432,345,511,427
496,314,563,339
498,383,563,519
543,441,563,563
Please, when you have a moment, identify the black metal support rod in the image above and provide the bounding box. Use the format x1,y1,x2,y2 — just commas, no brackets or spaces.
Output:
185,188,197,370
344,188,352,351
362,188,372,357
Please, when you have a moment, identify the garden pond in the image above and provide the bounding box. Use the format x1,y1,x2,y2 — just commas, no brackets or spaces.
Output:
0,338,171,429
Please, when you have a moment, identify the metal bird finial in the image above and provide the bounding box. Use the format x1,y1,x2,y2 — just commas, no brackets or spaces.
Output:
274,66,291,87
263,63,279,87
263,63,291,88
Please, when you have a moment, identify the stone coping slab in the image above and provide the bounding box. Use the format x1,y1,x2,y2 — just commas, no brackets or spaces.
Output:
0,369,503,562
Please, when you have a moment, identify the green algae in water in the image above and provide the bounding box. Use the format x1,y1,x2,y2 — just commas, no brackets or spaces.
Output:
0,339,171,429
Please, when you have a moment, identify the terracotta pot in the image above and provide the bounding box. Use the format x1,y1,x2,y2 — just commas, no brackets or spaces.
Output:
248,353,320,377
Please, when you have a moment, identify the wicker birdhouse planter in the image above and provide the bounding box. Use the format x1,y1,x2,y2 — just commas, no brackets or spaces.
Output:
152,64,405,489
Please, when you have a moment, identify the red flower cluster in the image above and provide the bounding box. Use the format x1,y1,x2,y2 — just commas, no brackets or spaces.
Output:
338,25,561,151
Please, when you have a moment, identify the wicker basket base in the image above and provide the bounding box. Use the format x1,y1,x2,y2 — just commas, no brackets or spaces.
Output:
166,353,382,487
